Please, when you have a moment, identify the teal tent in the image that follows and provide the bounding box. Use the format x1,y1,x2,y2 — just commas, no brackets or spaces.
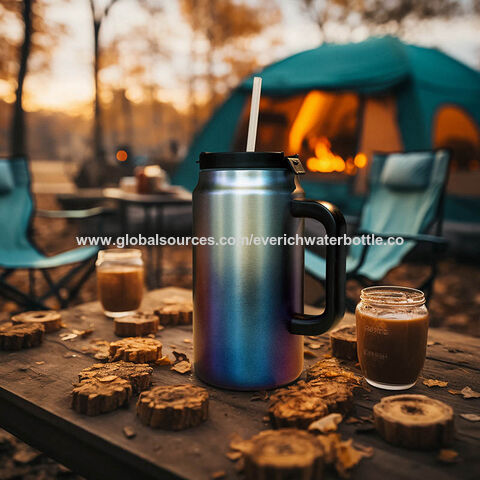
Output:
173,36,480,222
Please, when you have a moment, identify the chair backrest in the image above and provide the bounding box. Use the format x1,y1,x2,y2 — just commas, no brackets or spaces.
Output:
0,158,37,259
352,149,450,280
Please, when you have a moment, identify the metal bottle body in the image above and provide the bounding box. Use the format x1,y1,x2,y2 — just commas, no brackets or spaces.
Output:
193,168,304,390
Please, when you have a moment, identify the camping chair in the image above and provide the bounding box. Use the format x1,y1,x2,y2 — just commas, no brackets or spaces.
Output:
0,157,107,310
305,150,450,310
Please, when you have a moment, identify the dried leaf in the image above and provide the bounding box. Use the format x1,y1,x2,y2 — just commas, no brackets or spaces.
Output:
171,361,191,374
211,471,226,479
122,426,136,439
437,449,460,463
35,361,45,365
172,351,189,364
460,413,480,422
345,417,361,424
461,386,480,399
316,433,341,464
183,338,192,344
308,342,322,349
250,391,269,402
308,413,343,433
335,439,373,478
304,349,317,358
448,389,462,395
423,379,448,388
225,451,242,461
60,333,78,341
156,355,172,366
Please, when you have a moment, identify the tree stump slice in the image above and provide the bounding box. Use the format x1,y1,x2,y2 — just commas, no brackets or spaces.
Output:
154,303,193,326
373,394,454,449
136,385,209,430
78,361,153,392
71,376,132,416
268,388,329,429
303,380,354,414
241,429,324,480
306,358,361,385
114,313,159,337
329,325,357,361
0,322,45,351
11,310,62,333
109,337,162,363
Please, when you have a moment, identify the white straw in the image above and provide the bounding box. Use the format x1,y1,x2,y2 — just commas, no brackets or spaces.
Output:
246,76,262,152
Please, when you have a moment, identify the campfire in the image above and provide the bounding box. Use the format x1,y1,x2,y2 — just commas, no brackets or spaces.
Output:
305,136,367,175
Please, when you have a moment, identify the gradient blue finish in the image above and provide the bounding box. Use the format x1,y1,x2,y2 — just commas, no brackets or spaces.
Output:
193,168,305,390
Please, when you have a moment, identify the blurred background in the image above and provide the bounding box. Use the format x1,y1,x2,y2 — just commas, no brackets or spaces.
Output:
0,0,479,336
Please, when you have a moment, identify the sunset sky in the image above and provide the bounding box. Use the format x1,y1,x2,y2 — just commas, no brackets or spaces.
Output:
1,0,479,115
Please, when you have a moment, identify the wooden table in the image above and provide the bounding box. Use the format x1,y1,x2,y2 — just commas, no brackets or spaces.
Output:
0,288,479,480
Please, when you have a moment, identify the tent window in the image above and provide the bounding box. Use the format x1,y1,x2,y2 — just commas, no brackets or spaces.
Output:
433,106,480,172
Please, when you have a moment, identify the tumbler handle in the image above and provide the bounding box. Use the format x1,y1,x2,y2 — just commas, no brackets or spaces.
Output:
289,199,346,335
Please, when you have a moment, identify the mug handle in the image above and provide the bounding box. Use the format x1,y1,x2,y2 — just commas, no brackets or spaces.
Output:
289,199,346,335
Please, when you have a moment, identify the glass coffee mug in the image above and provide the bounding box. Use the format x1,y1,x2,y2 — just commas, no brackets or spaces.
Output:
96,249,144,317
356,286,429,390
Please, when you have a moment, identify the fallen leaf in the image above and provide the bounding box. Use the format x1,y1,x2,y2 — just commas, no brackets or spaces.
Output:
323,353,333,359
304,349,317,358
211,470,226,479
448,389,462,396
172,351,189,364
156,355,172,366
335,439,373,478
308,342,322,350
316,433,341,464
60,333,78,341
460,413,480,422
171,361,191,374
123,426,136,439
461,386,480,399
308,413,343,433
225,451,242,461
250,391,269,402
437,449,460,463
423,379,448,388
345,417,361,424
183,338,192,344
35,361,45,365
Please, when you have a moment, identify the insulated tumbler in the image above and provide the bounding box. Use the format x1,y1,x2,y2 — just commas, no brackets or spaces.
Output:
193,152,346,390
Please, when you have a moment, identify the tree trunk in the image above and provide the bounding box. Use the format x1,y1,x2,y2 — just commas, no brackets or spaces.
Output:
10,0,33,158
93,19,105,166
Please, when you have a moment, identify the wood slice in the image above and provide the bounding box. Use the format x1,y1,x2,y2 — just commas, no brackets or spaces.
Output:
329,325,357,361
11,310,62,333
306,358,361,385
154,303,192,326
373,394,454,449
114,313,159,337
242,429,324,480
109,337,162,363
303,380,354,414
268,388,329,429
136,385,209,430
0,322,44,351
71,376,132,416
78,361,153,392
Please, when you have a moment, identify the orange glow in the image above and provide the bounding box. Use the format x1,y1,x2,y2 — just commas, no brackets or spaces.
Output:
116,150,128,162
354,152,367,168
305,137,367,175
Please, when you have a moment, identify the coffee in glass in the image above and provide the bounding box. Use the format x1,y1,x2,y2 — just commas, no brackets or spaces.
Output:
96,249,144,317
356,286,428,390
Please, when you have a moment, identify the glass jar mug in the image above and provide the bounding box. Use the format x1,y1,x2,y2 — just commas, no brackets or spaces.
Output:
96,249,144,318
356,286,429,390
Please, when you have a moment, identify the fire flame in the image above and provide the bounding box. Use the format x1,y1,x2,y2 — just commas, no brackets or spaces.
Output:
306,137,367,175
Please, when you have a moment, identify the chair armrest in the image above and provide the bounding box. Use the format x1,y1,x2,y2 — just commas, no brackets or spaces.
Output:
36,206,114,219
355,230,448,246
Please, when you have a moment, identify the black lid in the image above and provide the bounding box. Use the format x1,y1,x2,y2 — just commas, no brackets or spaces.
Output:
199,152,287,170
